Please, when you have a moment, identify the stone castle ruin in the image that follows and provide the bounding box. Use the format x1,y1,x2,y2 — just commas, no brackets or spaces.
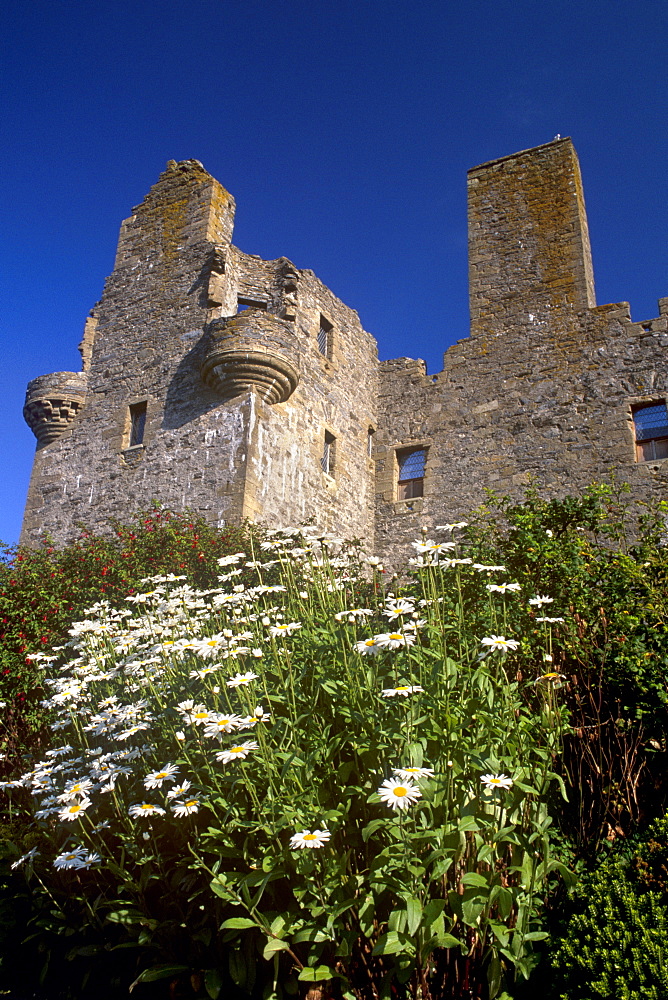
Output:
21,139,668,563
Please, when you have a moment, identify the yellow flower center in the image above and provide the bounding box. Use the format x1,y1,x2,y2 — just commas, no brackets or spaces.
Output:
396,686,409,691
303,833,317,841
140,803,154,810
185,800,198,808
394,786,408,797
230,747,244,754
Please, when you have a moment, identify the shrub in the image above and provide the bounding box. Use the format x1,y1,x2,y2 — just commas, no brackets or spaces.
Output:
0,508,252,763
465,484,668,851
548,815,668,999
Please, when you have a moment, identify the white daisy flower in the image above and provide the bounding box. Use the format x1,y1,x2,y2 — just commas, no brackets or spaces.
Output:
11,847,39,870
377,777,422,811
53,847,87,870
480,773,513,791
58,797,92,822
354,638,381,655
226,671,259,688
374,632,416,649
529,595,554,607
215,741,259,764
268,622,302,638
203,714,242,738
393,766,434,781
486,582,522,593
58,779,94,802
167,781,192,800
289,829,331,849
144,764,179,789
412,540,457,554
171,796,201,817
383,599,416,620
381,685,424,698
334,608,373,622
79,852,101,869
129,802,166,818
535,616,565,623
435,522,468,531
217,553,246,566
480,635,520,653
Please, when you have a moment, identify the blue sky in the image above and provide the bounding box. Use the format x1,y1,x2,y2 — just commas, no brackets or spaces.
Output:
1,0,666,546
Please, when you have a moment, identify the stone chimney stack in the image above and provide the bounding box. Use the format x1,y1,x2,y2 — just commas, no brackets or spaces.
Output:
467,138,596,339
114,159,236,271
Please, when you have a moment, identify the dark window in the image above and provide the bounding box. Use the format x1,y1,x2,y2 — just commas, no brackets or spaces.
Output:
633,402,668,461
318,315,333,358
367,427,375,457
129,402,147,447
321,431,336,476
397,447,425,500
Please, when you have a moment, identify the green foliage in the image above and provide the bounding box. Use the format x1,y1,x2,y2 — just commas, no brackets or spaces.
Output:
2,528,567,999
3,485,668,997
465,483,668,852
548,814,668,999
0,507,251,763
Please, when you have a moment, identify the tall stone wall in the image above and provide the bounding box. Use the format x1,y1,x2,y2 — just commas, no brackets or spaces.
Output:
374,139,668,567
21,160,377,546
21,140,668,563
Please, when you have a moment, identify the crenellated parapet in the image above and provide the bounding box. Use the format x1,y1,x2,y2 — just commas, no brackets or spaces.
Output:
201,310,300,404
23,372,89,445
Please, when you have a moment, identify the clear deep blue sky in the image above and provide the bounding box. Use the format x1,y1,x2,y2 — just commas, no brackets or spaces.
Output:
1,0,666,546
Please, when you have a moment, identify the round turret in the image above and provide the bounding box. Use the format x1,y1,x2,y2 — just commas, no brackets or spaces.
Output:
23,372,89,445
201,310,300,404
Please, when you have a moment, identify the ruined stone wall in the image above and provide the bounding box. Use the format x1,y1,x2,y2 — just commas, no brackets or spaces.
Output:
21,141,668,562
374,138,668,568
21,160,377,547
374,299,668,568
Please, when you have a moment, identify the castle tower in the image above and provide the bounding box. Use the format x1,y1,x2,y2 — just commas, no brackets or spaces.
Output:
20,161,378,545
467,137,596,339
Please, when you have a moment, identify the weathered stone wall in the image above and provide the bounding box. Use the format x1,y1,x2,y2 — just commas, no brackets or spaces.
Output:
21,140,668,564
21,159,377,546
375,148,668,570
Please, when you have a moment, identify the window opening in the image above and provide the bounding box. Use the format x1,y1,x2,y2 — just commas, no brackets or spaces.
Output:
397,447,425,500
318,315,333,358
633,402,668,461
367,427,375,457
237,297,267,312
321,431,336,476
129,402,147,447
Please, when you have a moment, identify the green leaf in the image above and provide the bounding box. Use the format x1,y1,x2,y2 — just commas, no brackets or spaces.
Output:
220,917,256,930
406,897,422,936
372,931,414,956
461,896,486,927
362,818,387,842
429,932,463,950
130,965,189,990
262,938,290,961
204,969,223,999
460,872,488,889
298,965,336,982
